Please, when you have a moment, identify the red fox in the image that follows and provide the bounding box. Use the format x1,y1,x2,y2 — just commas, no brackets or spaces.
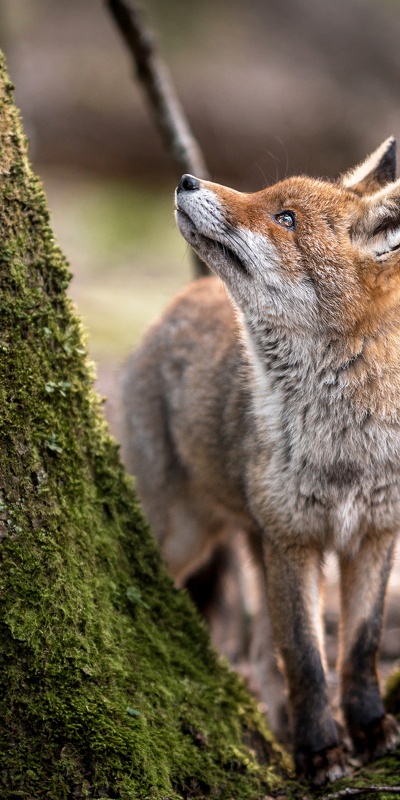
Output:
121,138,400,784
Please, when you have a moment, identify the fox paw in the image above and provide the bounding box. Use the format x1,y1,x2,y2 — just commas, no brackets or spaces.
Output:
296,744,349,786
351,713,399,762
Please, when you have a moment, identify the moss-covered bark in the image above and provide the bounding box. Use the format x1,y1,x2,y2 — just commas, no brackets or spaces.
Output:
0,54,293,800
0,52,399,800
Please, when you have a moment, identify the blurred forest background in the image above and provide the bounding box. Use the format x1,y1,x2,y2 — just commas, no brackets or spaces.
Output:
2,0,400,686
2,0,400,424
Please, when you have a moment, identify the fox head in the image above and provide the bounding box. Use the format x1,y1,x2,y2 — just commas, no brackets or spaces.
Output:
175,138,400,338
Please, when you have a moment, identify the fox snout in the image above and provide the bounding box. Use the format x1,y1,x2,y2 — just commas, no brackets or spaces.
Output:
176,174,201,193
175,173,203,243
175,174,256,289
175,173,218,240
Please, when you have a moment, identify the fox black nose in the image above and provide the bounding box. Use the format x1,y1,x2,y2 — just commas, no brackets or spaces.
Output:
177,174,200,193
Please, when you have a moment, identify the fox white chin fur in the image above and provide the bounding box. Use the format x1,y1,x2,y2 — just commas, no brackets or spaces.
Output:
121,138,400,785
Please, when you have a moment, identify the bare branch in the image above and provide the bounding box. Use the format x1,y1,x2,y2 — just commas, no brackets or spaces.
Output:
107,0,209,276
107,0,209,180
322,786,400,800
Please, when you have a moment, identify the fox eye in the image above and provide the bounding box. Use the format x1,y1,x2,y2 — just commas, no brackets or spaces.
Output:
274,211,296,230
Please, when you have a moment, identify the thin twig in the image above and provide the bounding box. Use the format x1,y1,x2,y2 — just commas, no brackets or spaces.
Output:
107,0,210,277
322,786,400,799
107,0,208,179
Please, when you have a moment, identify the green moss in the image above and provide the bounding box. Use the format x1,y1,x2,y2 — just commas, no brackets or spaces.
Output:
0,54,290,799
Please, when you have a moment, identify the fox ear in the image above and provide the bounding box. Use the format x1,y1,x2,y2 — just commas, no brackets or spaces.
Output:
356,178,400,261
341,137,396,194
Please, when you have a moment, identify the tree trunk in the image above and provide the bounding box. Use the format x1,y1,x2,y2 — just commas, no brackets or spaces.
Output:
0,52,399,800
0,54,288,800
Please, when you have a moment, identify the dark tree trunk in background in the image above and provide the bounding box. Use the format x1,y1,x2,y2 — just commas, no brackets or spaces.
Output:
0,53,285,799
107,0,209,278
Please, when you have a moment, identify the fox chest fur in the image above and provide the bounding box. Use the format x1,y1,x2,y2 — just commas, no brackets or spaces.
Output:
147,275,400,554
241,320,400,550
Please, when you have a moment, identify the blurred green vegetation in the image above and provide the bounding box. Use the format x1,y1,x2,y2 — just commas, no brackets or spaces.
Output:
43,173,192,365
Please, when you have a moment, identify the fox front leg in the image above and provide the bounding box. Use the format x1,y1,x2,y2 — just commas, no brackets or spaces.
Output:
247,529,288,739
264,541,347,785
339,532,399,761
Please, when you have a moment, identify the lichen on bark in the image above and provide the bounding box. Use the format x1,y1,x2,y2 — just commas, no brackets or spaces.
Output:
0,53,291,800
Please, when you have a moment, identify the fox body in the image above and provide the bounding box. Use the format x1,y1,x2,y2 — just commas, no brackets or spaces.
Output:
121,139,400,783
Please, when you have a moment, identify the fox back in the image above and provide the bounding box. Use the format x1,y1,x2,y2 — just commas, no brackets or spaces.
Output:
121,138,400,783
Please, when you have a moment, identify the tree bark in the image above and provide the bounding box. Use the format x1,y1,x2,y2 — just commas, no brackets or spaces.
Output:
0,52,399,800
0,54,287,799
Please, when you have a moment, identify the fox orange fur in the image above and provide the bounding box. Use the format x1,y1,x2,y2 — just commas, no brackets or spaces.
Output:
121,138,400,784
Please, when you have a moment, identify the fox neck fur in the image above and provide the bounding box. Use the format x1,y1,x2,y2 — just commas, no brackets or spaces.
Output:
240,308,400,552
